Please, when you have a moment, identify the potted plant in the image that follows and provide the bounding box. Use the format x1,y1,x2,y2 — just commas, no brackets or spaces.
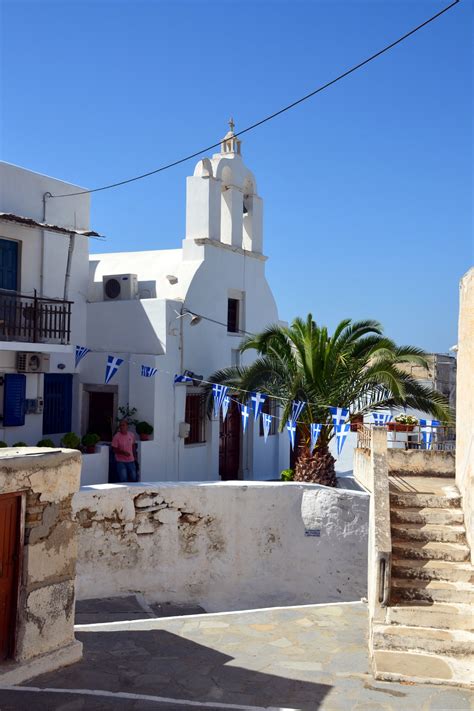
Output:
388,414,418,432
136,421,154,441
37,439,55,447
60,432,81,450
82,433,100,454
0,441,7,448
350,414,364,432
12,441,28,447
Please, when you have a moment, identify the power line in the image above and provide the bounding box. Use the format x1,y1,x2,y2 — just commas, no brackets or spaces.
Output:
50,0,459,199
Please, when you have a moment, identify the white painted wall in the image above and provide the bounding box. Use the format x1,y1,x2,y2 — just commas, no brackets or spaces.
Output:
74,481,369,612
0,162,91,446
84,138,289,483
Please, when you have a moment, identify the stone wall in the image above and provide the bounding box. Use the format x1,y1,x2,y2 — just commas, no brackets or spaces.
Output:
74,481,369,612
0,448,82,684
456,268,474,559
387,449,455,477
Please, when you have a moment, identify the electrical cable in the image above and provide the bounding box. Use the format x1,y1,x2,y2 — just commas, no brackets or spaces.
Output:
49,0,459,199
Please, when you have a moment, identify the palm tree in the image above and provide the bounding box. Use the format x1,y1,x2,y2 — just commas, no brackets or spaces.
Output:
208,315,451,486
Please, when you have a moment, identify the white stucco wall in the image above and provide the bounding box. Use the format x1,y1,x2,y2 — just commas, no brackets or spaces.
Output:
74,481,369,612
456,268,474,559
0,162,91,447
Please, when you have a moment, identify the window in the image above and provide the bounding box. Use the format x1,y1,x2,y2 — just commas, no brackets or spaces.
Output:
0,239,19,291
185,393,206,445
227,298,239,333
259,397,278,436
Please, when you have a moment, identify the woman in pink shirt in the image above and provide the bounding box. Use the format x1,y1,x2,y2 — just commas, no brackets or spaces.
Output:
112,419,138,482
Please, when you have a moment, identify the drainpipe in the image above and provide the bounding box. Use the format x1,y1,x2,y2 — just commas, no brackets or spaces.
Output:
41,192,52,296
64,232,75,302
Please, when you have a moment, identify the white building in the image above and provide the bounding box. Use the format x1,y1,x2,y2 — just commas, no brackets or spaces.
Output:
83,124,289,482
0,162,96,448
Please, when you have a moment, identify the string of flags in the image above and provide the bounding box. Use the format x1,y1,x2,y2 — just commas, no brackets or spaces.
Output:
74,345,446,457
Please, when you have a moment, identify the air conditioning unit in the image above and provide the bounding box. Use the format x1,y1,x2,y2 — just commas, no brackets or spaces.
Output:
103,274,138,301
17,353,51,373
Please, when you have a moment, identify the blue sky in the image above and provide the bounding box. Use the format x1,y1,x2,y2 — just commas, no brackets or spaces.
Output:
1,0,472,352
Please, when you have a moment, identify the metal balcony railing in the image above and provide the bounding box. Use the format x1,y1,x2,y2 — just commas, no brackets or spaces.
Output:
356,423,455,452
0,290,72,345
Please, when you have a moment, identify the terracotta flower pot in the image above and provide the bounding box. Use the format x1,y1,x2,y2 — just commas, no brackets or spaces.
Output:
85,445,96,454
387,423,415,432
350,416,363,433
139,433,150,441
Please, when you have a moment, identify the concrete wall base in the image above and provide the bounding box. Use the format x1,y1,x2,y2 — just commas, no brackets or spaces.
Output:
0,640,83,686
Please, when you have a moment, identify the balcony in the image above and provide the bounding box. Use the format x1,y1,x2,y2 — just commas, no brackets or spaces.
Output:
0,290,72,345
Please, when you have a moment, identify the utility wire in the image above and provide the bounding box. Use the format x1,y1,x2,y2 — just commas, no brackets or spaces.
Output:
50,0,459,199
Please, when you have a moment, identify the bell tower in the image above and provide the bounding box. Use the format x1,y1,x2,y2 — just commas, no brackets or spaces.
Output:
185,120,263,254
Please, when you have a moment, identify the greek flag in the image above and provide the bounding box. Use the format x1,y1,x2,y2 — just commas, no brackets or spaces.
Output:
141,365,158,378
251,392,266,420
212,384,229,418
286,419,297,450
222,395,230,421
419,419,440,450
292,400,305,421
241,404,250,432
262,414,273,443
174,374,194,384
329,406,349,429
310,423,322,453
75,345,90,368
334,422,351,456
105,355,123,384
372,412,393,426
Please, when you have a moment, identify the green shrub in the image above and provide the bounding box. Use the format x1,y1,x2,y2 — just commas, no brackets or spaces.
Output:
12,442,28,447
60,432,81,449
37,439,55,447
0,441,8,447
280,468,294,482
136,421,154,436
82,433,100,447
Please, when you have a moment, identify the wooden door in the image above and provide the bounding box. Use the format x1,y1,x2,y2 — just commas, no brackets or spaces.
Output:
88,391,115,441
219,401,241,480
0,493,21,660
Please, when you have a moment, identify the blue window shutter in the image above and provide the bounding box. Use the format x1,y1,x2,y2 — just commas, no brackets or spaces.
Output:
43,374,72,435
3,374,26,427
0,239,19,291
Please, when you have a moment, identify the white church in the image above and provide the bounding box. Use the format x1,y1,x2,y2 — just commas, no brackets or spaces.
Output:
80,122,289,483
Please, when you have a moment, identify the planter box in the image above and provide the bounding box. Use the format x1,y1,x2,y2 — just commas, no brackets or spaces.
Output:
388,423,415,432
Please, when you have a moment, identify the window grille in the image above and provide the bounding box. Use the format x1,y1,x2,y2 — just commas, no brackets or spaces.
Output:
185,393,206,445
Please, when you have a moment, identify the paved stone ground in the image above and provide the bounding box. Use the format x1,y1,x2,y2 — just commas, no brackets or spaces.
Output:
0,600,472,710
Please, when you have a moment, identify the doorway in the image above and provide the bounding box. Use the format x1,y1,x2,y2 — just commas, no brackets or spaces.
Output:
219,400,241,480
0,493,22,661
87,390,116,442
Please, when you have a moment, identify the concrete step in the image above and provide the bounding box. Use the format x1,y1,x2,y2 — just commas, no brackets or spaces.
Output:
391,522,467,544
386,601,473,630
391,506,464,526
390,492,461,509
390,577,474,605
373,648,473,687
373,623,474,656
392,558,474,584
392,539,470,562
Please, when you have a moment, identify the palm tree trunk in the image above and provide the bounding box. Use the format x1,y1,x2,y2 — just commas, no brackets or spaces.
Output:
293,439,337,487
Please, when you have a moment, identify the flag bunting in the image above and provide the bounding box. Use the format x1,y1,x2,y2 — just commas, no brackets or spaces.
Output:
105,355,123,384
75,345,90,368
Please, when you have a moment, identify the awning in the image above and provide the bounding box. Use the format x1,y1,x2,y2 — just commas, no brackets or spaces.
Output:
0,212,104,238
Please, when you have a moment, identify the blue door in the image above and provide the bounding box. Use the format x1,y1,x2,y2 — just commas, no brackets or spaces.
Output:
0,240,18,291
43,374,73,435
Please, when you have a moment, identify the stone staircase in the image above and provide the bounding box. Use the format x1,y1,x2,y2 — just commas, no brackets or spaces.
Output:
372,474,474,687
